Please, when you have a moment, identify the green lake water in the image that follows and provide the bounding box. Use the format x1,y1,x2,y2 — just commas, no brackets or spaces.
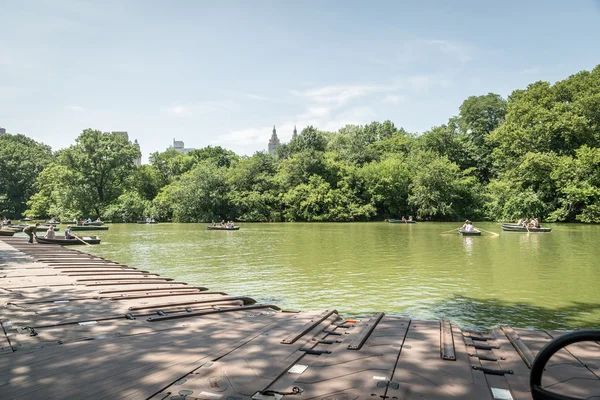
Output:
77,222,600,330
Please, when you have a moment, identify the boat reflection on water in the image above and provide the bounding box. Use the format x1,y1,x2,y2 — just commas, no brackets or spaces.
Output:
462,236,474,254
519,232,540,250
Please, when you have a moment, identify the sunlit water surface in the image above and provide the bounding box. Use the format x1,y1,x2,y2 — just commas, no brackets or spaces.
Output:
78,222,600,330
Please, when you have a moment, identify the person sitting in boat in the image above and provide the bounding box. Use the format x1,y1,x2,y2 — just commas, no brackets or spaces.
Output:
48,217,56,223
462,220,475,232
220,220,225,227
95,218,101,222
517,217,525,226
73,217,77,224
65,226,75,239
44,225,56,239
86,218,92,223
408,216,413,221
146,217,151,223
401,216,406,222
211,220,216,226
150,218,155,223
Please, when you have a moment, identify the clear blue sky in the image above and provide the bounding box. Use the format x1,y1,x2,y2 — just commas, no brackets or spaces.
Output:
1,0,599,162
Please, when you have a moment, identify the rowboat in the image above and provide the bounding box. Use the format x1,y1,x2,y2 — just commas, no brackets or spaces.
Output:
78,221,104,226
206,226,240,231
501,223,552,233
70,225,109,231
0,229,16,237
35,235,101,245
458,228,481,236
387,219,416,224
137,221,158,224
11,224,60,232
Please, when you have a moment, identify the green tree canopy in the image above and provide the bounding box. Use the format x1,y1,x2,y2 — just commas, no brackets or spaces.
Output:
0,133,54,218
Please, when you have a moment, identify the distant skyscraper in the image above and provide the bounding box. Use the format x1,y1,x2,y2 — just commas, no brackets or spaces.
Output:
169,138,195,154
133,139,141,166
0,127,6,134
111,131,141,165
268,126,280,155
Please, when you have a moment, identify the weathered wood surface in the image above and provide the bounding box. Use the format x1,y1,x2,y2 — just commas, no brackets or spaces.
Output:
1,238,599,399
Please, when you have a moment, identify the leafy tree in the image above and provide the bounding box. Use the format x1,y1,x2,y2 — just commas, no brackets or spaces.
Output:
360,156,412,218
129,165,163,201
103,191,150,222
0,134,53,217
408,152,481,221
489,67,600,171
459,93,507,146
227,152,281,221
189,146,239,168
59,129,141,216
149,149,194,186
549,146,600,222
288,126,327,154
152,162,229,222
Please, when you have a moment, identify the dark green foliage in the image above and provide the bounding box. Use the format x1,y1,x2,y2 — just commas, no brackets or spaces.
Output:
0,134,53,218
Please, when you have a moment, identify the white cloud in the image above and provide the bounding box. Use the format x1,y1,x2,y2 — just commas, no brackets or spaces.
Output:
382,95,406,105
66,105,85,112
521,67,539,75
166,105,192,116
425,40,474,63
290,84,387,106
164,100,236,117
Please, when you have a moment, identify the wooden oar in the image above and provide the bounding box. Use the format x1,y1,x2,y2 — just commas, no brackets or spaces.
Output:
441,228,460,234
477,228,499,237
73,234,91,246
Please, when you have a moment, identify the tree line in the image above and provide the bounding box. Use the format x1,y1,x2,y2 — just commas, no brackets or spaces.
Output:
1,65,600,223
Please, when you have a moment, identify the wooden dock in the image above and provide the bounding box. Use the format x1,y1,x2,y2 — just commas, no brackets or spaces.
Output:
1,237,599,399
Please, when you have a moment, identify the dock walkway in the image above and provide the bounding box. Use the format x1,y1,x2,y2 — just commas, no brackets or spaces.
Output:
1,238,599,399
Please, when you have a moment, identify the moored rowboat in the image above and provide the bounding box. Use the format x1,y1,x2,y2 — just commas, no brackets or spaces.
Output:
0,229,16,236
387,219,416,224
206,226,240,231
35,235,101,245
458,228,481,236
501,223,551,232
70,225,109,231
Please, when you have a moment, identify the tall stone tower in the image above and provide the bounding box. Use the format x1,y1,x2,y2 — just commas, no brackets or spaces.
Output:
292,125,298,140
268,125,280,155
133,139,141,166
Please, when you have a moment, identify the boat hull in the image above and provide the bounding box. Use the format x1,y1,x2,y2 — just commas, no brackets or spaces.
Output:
206,226,240,231
70,226,109,231
137,221,158,224
459,228,481,236
387,219,416,224
11,224,60,232
35,236,101,245
501,224,551,232
0,230,16,236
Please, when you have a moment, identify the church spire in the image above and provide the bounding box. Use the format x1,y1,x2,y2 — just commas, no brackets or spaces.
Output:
292,125,298,140
268,125,280,155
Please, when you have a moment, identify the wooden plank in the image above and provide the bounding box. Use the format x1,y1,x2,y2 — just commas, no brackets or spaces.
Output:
145,312,341,399
388,320,492,399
